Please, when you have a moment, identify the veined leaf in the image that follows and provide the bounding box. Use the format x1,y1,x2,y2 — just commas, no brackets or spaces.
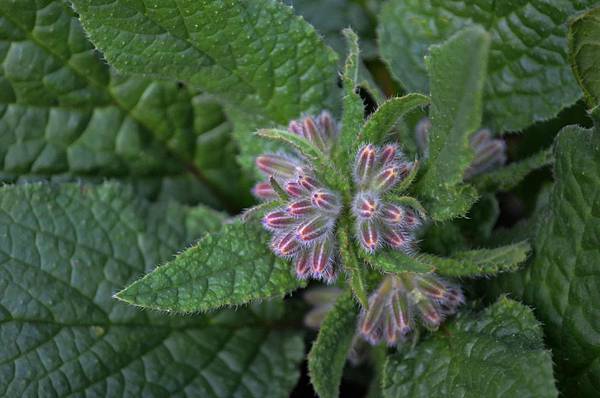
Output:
415,27,490,221
308,290,359,398
116,220,303,312
70,0,339,125
378,0,597,131
569,6,600,108
382,298,558,398
0,183,303,397
491,124,600,395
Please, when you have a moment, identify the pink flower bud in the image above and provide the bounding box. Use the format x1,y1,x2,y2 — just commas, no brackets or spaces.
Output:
252,181,277,200
298,173,321,191
263,210,297,230
287,199,314,216
360,294,386,337
381,203,405,225
381,226,410,249
403,208,421,230
285,181,306,198
373,165,400,192
414,275,447,300
398,161,414,180
358,220,380,253
296,216,332,242
317,262,337,284
318,111,336,140
288,120,304,136
310,239,334,274
295,250,311,279
256,154,297,178
380,144,399,165
353,193,380,219
311,189,340,213
303,116,326,150
354,144,377,185
271,231,301,257
390,291,412,336
416,300,443,330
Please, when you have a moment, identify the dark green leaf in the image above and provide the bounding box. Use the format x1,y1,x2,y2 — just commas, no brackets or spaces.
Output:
382,298,558,398
116,220,303,312
308,290,359,398
0,183,303,397
569,6,600,108
378,0,596,131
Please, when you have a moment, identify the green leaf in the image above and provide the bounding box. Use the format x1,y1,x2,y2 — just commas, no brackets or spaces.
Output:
0,183,303,397
257,128,323,164
338,219,369,307
116,220,303,312
70,0,339,125
415,26,490,221
337,29,365,164
472,147,553,192
569,6,600,108
367,241,530,278
308,290,359,398
491,124,600,395
382,297,558,398
378,0,596,131
358,94,429,146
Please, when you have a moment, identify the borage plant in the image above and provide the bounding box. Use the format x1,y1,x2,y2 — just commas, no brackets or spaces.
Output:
1,1,599,397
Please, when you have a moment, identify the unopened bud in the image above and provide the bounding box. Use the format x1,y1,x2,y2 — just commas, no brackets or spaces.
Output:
416,299,442,330
256,154,297,178
298,173,321,191
381,226,409,249
318,111,336,140
303,116,326,150
296,216,332,242
287,199,314,216
403,208,421,230
381,203,405,225
285,181,306,198
353,193,380,219
272,231,301,257
373,165,400,192
414,275,447,300
295,250,311,279
311,189,340,213
310,239,334,273
263,210,297,230
354,144,377,185
358,220,380,253
252,181,277,200
380,144,400,165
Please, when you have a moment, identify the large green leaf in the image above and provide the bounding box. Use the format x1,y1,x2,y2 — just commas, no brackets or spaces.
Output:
382,298,558,398
308,290,359,398
0,1,239,206
569,6,600,108
378,0,596,131
116,220,303,312
415,26,489,221
70,0,339,125
0,183,303,397
490,124,600,395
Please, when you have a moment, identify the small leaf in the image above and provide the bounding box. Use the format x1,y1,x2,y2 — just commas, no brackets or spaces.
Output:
367,242,530,277
415,26,490,221
257,128,323,163
569,6,600,108
116,220,304,312
472,147,553,192
382,298,558,398
338,220,369,307
358,94,430,146
337,29,366,164
308,290,359,398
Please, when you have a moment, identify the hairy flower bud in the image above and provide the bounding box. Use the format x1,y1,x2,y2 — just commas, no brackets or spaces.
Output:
256,154,298,178
311,189,341,213
252,181,277,200
296,215,332,242
354,144,377,185
264,210,297,230
288,111,339,152
353,192,380,219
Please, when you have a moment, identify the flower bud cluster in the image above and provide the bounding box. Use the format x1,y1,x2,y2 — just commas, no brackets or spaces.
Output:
358,273,464,346
415,117,506,179
254,112,342,283
352,144,421,254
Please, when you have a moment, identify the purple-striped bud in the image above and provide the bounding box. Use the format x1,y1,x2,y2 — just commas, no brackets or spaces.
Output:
296,216,332,242
380,144,400,165
298,173,321,191
287,199,314,216
354,144,377,184
303,116,326,150
381,203,405,225
256,154,297,178
414,275,447,300
465,134,507,179
285,181,306,198
295,250,311,279
310,239,334,274
252,181,277,200
317,262,337,285
353,193,380,219
318,111,336,140
311,189,340,213
358,220,380,253
398,161,414,180
272,231,301,257
416,300,443,330
403,209,421,230
373,165,400,192
263,210,297,230
390,291,412,336
288,120,305,136
361,293,387,337
381,226,409,249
